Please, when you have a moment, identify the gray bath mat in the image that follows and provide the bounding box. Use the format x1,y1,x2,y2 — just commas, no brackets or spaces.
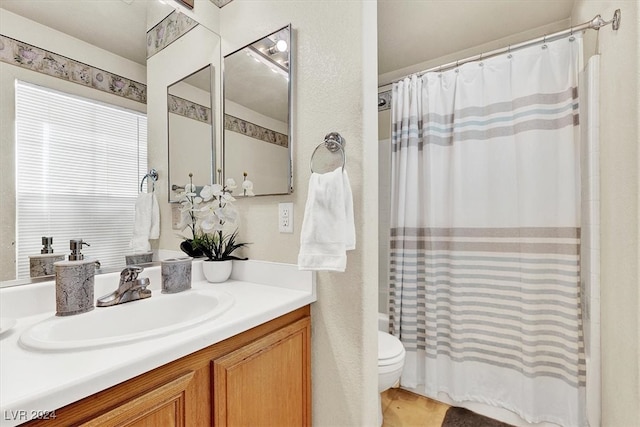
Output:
442,406,514,427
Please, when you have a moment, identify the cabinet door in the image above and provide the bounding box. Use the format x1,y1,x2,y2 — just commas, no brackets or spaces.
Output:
80,371,197,427
213,317,311,427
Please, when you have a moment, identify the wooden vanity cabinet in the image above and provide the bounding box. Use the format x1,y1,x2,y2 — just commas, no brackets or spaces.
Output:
23,306,311,427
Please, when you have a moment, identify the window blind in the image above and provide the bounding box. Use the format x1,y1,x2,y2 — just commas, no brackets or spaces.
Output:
15,80,147,279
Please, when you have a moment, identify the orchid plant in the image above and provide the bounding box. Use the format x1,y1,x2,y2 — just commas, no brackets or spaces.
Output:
176,172,254,261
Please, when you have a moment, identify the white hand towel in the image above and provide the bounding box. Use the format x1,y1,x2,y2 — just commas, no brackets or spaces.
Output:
342,169,355,251
149,193,160,240
130,192,160,253
298,167,356,272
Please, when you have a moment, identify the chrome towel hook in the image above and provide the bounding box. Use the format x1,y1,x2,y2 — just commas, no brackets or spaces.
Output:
310,132,346,173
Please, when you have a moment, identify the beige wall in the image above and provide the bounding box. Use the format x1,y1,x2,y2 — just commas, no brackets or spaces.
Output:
571,2,640,426
219,1,379,424
0,9,146,281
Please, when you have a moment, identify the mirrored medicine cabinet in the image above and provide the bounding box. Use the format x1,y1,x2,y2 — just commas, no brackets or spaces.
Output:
222,24,293,196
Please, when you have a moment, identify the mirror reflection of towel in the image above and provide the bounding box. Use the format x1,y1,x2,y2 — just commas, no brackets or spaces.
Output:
298,167,355,272
130,192,160,253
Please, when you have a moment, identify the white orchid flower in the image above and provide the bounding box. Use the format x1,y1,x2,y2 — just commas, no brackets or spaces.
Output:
176,189,194,202
197,202,216,218
221,192,236,202
211,184,224,197
179,199,194,212
197,202,221,231
200,184,215,202
184,183,197,195
200,215,223,233
215,205,238,224
225,178,237,189
242,179,255,196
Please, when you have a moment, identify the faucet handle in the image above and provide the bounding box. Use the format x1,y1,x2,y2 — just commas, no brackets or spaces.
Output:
120,265,144,283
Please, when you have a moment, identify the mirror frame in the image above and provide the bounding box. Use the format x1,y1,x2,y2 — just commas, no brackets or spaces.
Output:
222,24,293,196
167,63,217,201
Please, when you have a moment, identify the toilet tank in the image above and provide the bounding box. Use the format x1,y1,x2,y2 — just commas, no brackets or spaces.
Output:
378,312,390,332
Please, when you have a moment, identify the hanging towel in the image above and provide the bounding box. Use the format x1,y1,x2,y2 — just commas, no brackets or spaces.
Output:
130,192,160,253
298,167,355,272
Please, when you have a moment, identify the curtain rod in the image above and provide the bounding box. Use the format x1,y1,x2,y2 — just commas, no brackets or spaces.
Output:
378,9,621,89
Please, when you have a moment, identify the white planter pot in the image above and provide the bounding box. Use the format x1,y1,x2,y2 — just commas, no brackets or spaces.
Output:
202,260,232,283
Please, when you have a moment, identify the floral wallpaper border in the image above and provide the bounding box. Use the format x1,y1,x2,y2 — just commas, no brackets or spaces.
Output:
168,94,211,124
147,10,198,59
378,90,391,112
225,114,288,148
0,34,147,104
209,0,234,7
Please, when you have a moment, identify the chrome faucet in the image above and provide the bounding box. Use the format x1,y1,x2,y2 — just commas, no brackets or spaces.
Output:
96,265,151,307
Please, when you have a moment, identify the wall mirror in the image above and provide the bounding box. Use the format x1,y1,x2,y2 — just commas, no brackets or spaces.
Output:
156,15,222,203
168,65,215,196
0,1,221,286
0,1,153,286
223,25,292,196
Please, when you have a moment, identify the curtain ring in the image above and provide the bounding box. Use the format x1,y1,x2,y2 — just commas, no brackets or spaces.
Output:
542,34,548,49
569,23,576,42
507,44,512,59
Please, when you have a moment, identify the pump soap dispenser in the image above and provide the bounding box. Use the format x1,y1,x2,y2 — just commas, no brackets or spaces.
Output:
54,239,96,316
28,237,65,278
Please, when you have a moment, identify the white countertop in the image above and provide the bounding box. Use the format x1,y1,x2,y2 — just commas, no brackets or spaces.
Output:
0,260,316,426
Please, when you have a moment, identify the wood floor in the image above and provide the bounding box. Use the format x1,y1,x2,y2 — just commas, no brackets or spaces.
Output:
381,388,450,427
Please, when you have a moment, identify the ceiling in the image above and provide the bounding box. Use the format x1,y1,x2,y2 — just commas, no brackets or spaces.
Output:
1,0,576,82
378,0,575,80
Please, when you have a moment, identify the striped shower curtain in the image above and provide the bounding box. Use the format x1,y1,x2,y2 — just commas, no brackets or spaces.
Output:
389,34,585,426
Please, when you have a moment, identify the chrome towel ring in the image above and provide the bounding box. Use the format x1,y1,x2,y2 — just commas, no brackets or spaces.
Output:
310,132,346,173
140,169,158,193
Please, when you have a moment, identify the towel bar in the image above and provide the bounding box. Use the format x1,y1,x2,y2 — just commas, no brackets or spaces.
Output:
140,169,158,193
310,132,346,173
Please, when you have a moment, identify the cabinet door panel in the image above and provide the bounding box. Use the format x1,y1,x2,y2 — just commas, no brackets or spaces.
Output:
126,402,181,427
80,371,194,427
214,317,311,427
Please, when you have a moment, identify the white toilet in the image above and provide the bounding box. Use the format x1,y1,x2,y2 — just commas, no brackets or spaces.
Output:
378,315,406,426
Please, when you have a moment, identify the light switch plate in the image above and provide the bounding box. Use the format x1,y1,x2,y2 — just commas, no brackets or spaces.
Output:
278,202,293,233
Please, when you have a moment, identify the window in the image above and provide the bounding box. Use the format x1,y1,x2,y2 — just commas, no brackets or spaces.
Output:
15,81,147,278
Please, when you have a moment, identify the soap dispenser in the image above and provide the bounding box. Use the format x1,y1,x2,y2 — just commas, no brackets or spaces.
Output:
54,239,96,316
28,237,65,278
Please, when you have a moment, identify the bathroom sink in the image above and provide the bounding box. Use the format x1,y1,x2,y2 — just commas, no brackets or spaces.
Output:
0,317,17,336
19,290,234,351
